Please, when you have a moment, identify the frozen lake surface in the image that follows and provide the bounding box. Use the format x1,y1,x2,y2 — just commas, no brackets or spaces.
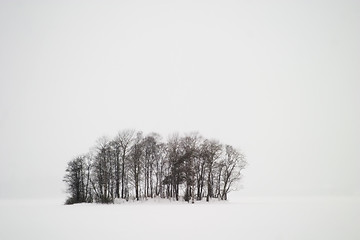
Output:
1,193,359,240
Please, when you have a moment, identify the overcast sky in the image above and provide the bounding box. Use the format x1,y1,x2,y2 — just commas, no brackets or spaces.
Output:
0,0,359,199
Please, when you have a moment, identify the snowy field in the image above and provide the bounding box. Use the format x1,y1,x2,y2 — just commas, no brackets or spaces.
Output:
1,193,359,240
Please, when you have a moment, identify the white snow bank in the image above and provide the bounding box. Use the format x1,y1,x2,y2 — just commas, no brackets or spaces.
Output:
0,194,359,240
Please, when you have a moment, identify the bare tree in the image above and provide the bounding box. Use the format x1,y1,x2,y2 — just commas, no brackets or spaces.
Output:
129,131,143,201
181,133,202,203
63,155,92,204
110,139,121,199
201,139,222,201
143,133,161,198
220,145,247,200
115,129,135,199
155,142,167,198
165,133,184,201
91,137,115,203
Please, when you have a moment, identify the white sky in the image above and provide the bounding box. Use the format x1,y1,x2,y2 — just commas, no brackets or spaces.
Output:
0,0,359,198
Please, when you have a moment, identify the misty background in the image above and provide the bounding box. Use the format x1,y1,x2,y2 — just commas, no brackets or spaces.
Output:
0,0,359,199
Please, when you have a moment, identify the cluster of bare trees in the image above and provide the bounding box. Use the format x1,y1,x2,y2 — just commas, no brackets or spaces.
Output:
63,130,246,204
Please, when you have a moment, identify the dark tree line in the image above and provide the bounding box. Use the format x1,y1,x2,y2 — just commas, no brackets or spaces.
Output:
63,130,246,204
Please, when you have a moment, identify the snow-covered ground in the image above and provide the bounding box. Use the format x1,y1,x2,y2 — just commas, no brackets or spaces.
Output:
1,193,359,240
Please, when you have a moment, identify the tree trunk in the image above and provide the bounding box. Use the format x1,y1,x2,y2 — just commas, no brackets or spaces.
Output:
121,151,126,199
115,153,120,198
